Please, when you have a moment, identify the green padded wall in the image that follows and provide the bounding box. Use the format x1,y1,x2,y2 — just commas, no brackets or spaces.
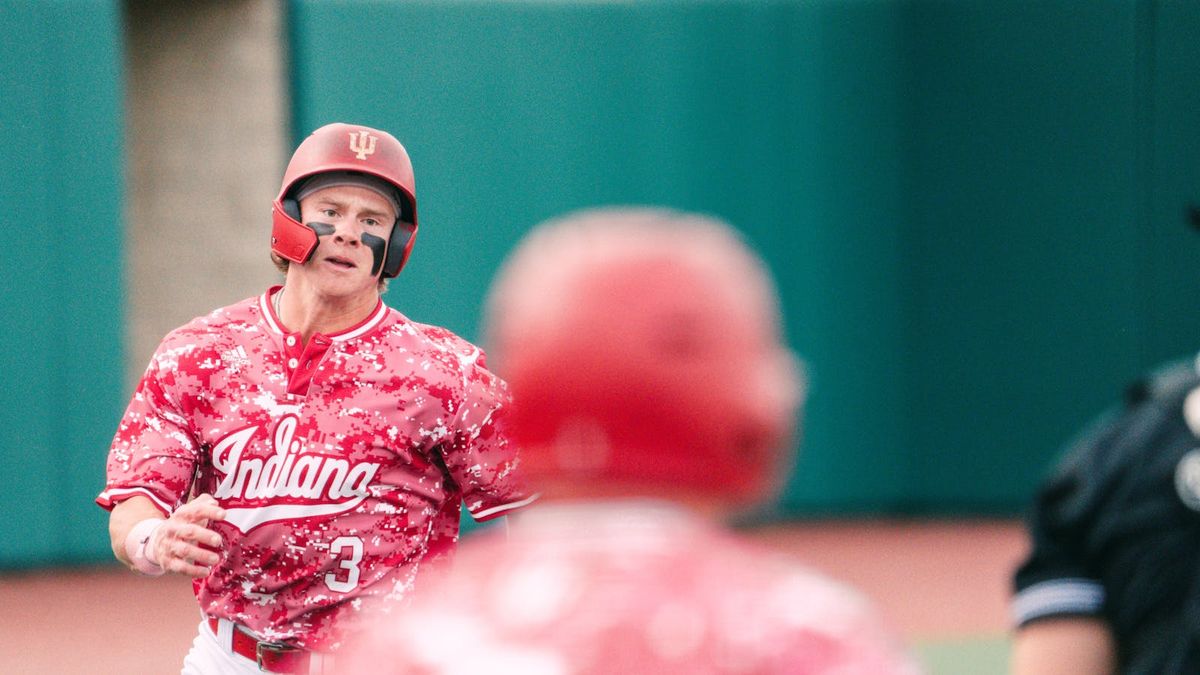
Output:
288,0,913,513
9,0,1200,568
903,2,1145,510
288,0,1200,514
0,0,126,565
904,1,1200,511
1146,3,1200,363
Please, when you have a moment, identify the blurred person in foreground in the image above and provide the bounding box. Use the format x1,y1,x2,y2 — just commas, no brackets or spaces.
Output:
1011,356,1200,674
339,207,921,674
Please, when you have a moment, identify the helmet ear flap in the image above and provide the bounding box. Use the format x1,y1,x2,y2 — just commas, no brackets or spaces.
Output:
283,198,301,222
380,192,417,278
381,220,416,278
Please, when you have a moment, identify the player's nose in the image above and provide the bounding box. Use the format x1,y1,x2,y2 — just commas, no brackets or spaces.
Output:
331,220,362,246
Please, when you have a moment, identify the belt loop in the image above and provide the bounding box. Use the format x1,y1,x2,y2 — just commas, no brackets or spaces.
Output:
215,617,234,651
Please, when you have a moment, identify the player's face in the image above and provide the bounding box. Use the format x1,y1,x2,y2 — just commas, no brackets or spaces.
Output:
294,185,396,298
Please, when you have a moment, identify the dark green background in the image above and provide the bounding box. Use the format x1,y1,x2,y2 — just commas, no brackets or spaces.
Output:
288,0,1200,515
0,0,126,565
289,0,918,513
5,0,1200,566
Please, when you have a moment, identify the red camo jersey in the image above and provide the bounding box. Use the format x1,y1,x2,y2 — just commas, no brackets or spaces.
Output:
339,502,922,675
97,287,534,649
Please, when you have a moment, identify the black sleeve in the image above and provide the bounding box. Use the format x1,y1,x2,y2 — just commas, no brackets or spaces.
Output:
1012,358,1200,629
1011,408,1123,626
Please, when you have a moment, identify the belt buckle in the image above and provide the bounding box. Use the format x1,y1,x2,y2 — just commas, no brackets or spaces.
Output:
255,640,300,673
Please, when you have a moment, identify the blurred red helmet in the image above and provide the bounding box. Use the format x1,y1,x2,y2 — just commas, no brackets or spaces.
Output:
271,122,418,278
485,208,805,504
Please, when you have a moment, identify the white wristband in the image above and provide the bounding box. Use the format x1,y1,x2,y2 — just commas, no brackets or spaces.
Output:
124,517,166,576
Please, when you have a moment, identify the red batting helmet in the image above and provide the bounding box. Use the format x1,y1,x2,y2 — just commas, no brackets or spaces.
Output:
271,122,418,278
485,208,805,504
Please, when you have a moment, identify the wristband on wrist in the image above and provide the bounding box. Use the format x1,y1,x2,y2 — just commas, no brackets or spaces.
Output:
124,517,166,576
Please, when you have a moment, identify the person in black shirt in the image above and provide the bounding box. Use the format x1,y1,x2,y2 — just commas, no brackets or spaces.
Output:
1012,356,1200,674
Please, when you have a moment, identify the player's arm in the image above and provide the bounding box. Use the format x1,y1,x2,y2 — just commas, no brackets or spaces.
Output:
1010,415,1122,674
109,494,226,578
444,354,538,522
1010,617,1116,675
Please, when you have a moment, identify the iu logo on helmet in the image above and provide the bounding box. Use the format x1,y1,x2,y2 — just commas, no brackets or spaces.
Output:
349,130,377,160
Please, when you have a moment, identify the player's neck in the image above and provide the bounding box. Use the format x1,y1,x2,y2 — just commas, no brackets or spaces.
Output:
275,279,380,346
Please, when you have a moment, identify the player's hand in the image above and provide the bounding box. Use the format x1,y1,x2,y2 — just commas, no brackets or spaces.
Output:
151,493,227,578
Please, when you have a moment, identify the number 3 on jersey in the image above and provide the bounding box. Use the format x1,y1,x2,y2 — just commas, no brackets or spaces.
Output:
325,536,363,593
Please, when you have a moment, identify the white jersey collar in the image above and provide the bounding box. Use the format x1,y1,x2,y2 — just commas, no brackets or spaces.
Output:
259,285,389,342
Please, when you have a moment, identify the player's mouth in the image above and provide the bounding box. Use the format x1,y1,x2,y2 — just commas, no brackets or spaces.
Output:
324,256,357,270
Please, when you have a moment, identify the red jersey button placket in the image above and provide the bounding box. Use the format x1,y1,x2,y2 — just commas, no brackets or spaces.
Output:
285,334,333,397
282,330,305,396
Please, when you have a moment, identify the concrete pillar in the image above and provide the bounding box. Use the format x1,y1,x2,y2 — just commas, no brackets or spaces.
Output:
124,0,287,387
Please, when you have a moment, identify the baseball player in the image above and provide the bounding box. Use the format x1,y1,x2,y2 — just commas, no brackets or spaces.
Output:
337,208,921,674
97,122,534,674
1011,356,1200,674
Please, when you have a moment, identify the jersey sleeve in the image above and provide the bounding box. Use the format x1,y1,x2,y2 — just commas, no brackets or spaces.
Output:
1011,364,1191,628
95,337,203,516
439,347,536,522
1011,419,1113,626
